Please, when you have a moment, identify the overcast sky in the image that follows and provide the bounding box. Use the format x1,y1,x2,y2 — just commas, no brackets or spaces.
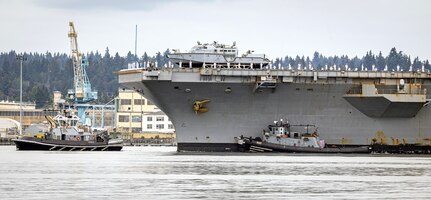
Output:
0,0,430,60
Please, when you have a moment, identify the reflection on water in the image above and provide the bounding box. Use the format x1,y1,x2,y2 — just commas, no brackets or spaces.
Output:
1,146,431,199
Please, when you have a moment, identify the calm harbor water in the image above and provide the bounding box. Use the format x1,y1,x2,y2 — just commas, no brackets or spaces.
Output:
1,146,431,199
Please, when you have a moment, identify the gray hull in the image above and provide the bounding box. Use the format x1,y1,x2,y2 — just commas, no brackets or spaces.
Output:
119,69,431,151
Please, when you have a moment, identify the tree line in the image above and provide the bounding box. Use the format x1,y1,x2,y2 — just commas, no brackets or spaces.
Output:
273,48,430,71
0,47,429,108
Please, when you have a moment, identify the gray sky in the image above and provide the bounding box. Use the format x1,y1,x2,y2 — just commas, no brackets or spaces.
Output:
1,0,430,60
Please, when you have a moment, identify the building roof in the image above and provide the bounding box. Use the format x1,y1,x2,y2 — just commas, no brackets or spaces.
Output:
144,111,166,116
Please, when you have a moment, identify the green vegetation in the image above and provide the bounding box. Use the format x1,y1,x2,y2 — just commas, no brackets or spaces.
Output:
273,48,430,71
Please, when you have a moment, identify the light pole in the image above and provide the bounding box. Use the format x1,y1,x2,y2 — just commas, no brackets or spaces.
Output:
16,54,26,136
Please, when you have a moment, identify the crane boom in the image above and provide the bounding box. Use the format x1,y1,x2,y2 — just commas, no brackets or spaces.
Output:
67,21,97,103
67,21,97,125
68,22,85,98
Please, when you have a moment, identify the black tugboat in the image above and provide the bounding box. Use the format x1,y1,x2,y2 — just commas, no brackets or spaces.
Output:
236,119,370,153
13,109,123,151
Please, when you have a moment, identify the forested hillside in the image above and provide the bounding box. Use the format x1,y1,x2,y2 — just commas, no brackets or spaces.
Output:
0,47,429,108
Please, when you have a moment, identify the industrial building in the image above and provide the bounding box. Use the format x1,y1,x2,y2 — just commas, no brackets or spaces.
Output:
0,100,56,135
115,89,175,141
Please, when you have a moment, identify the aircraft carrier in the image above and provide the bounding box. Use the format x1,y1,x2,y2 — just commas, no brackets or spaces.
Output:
118,42,431,152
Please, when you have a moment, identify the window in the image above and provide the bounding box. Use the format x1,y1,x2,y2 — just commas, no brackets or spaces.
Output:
147,100,154,105
132,115,141,122
134,99,144,105
147,116,153,121
156,116,164,121
119,115,129,122
168,124,174,129
156,124,164,129
147,124,152,129
121,99,131,105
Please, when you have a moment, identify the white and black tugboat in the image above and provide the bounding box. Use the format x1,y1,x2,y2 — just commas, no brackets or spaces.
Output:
236,119,371,153
13,109,123,151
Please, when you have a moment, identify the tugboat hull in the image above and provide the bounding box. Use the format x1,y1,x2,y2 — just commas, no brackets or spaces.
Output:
245,140,371,154
13,138,123,151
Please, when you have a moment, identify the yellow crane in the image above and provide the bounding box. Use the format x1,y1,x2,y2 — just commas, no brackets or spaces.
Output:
67,22,97,124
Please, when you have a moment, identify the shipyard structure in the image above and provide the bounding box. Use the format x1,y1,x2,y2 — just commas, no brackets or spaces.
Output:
119,42,431,152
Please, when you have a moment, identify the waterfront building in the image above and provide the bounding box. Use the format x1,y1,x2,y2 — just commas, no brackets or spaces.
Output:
0,100,56,134
115,89,175,140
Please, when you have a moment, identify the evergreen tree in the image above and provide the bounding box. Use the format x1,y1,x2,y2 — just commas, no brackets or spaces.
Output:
376,51,386,70
142,52,149,64
274,58,281,68
162,49,171,66
362,51,375,70
412,57,422,70
312,51,321,69
424,60,430,71
104,47,110,59
387,47,399,70
155,52,162,67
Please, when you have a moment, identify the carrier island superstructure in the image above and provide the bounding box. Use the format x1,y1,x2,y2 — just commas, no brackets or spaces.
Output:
119,42,431,152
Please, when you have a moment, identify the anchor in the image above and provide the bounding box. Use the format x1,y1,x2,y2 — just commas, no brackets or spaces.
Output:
193,100,210,113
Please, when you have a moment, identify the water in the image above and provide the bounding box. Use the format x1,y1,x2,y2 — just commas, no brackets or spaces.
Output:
1,146,431,199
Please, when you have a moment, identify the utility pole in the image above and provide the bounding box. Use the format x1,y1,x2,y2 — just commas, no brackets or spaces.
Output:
16,53,26,136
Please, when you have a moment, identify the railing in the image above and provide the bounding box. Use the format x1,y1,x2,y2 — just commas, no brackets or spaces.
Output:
346,88,427,95
377,88,426,95
346,88,362,94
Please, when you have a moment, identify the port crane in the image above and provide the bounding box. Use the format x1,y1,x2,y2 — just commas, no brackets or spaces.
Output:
67,21,98,125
